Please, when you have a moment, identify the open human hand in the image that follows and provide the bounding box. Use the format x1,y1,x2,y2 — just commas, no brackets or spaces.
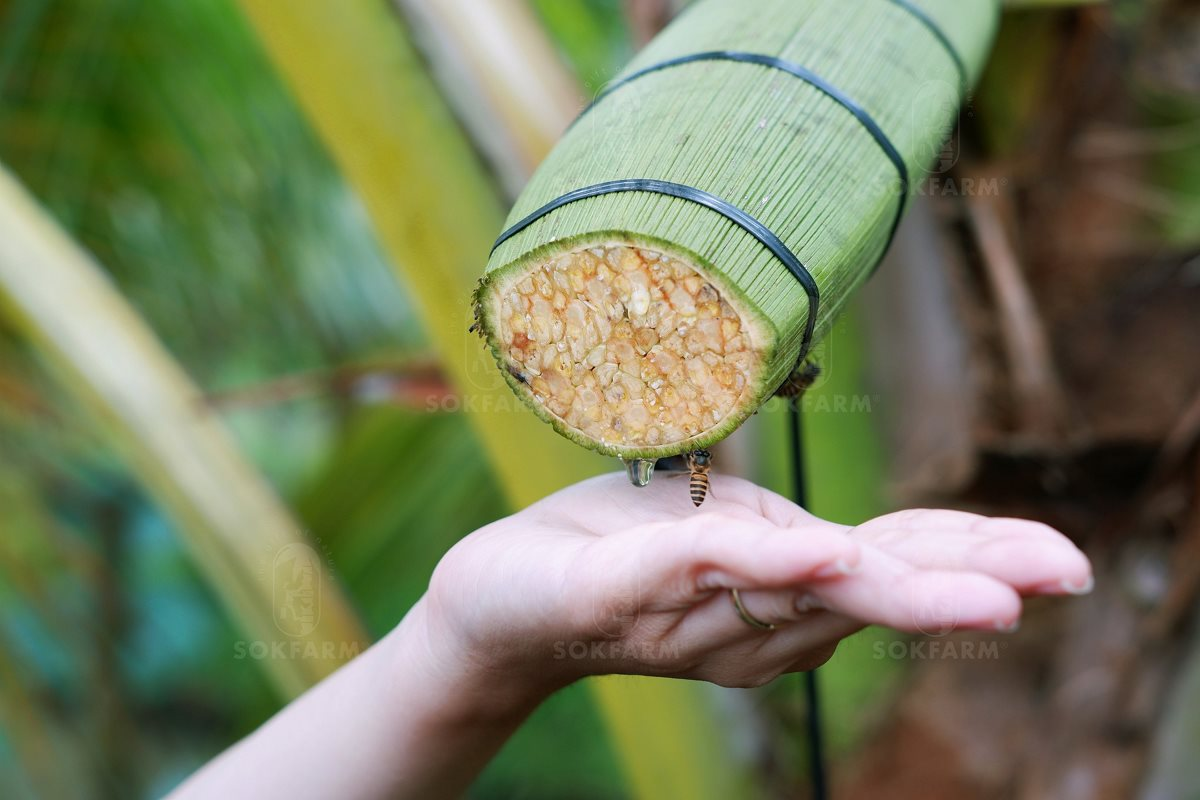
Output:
418,472,1092,697
174,472,1094,800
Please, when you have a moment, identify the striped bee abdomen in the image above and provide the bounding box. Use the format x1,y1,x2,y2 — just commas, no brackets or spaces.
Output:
686,449,713,507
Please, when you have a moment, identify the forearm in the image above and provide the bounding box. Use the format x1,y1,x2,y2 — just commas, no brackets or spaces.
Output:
171,598,549,800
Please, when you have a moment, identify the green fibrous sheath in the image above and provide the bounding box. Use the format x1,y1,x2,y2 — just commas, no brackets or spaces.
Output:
475,0,999,459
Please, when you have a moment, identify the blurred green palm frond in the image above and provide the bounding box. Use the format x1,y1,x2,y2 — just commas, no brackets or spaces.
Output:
528,0,635,94
0,0,637,796
235,0,757,796
0,0,415,373
0,152,370,725
0,0,403,795
295,408,504,636
394,0,584,197
292,406,625,798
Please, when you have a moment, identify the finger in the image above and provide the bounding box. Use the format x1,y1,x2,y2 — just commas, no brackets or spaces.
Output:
807,542,1023,634
683,611,855,686
852,510,1093,595
769,616,854,672
781,641,841,673
666,533,1022,642
668,581,850,647
637,515,862,600
728,585,831,628
755,610,862,658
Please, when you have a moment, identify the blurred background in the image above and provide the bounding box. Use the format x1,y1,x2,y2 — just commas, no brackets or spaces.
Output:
0,0,1197,797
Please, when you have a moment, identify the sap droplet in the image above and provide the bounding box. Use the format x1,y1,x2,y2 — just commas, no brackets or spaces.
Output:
622,458,655,487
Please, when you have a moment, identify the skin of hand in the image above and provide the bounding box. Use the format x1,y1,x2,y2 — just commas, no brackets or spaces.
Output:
172,472,1093,800
421,472,1093,697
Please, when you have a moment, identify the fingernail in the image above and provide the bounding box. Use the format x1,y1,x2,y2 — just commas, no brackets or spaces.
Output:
813,558,859,579
994,618,1020,633
1061,575,1094,596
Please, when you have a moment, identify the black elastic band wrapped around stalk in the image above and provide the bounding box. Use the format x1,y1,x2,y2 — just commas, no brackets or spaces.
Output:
887,0,969,92
574,49,910,257
490,60,910,361
491,5,965,365
491,178,821,359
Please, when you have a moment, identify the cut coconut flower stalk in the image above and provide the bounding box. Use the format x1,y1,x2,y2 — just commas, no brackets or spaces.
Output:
475,0,1000,463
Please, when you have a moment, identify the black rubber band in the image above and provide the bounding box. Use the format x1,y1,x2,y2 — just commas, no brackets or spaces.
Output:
886,0,968,93
584,51,909,203
491,178,821,359
575,50,909,264
492,11,967,360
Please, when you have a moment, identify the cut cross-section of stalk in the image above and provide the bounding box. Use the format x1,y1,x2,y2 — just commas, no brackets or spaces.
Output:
480,242,765,457
475,0,1001,460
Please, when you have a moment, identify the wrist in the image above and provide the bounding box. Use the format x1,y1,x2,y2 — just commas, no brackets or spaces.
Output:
381,597,557,727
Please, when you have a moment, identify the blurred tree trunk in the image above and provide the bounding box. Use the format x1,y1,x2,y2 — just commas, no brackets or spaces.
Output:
843,3,1200,797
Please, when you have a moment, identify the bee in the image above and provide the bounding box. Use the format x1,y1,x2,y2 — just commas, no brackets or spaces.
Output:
686,449,712,507
774,360,821,398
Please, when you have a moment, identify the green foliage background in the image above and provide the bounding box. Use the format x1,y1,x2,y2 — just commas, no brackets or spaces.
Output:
0,0,902,797
0,1,635,796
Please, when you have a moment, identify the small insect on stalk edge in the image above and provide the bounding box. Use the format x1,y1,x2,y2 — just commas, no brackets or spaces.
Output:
686,449,712,507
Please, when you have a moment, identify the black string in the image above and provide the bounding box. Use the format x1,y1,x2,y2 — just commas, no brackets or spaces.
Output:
885,0,968,93
803,668,829,800
788,401,828,800
491,178,821,360
582,50,909,194
575,50,910,253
